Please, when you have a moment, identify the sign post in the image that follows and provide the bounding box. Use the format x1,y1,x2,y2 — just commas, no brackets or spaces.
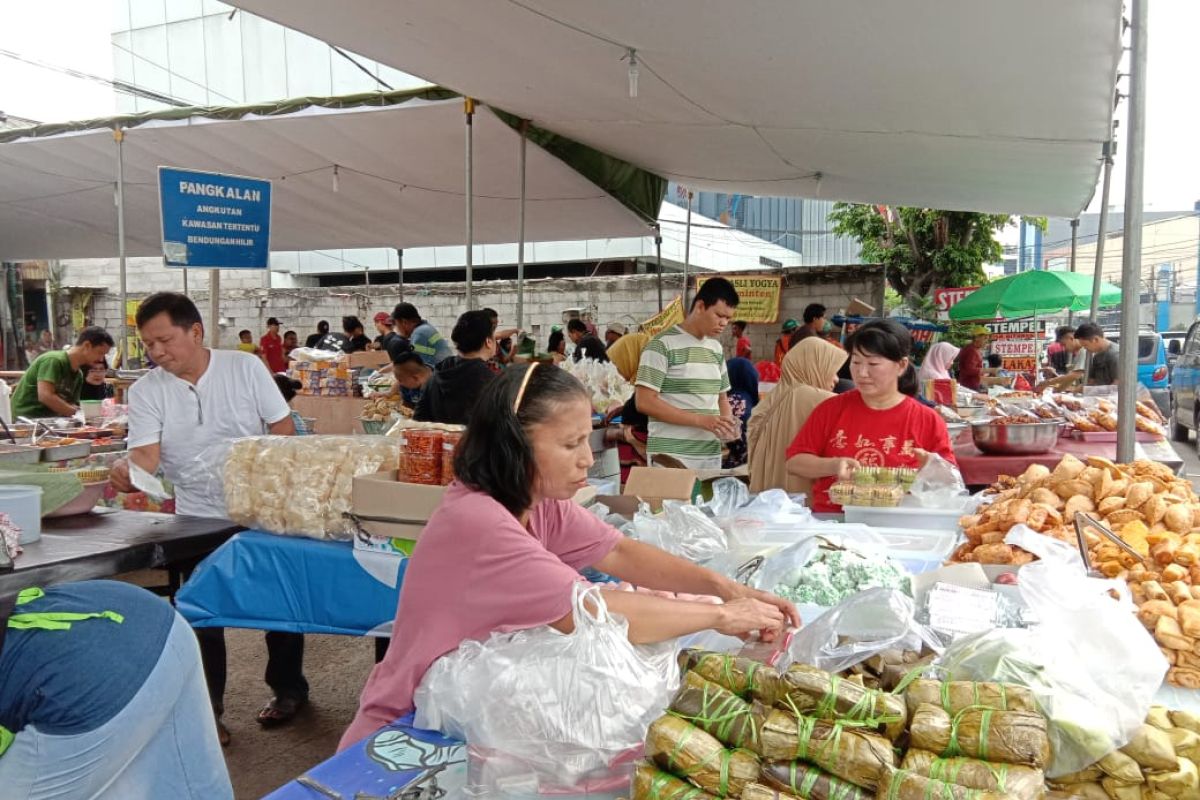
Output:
159,167,272,270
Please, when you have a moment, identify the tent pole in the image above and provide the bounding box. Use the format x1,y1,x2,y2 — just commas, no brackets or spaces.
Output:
181,260,188,297
683,190,693,308
397,248,404,301
654,223,663,309
209,270,220,348
1090,135,1116,321
1067,218,1079,326
465,98,475,309
363,260,370,288
1117,0,1148,463
114,127,128,366
516,120,528,331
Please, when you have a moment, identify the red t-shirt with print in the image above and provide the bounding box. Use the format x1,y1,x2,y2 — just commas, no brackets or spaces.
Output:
260,332,287,373
785,390,956,512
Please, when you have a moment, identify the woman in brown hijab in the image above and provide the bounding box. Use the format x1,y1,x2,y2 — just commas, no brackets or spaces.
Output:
747,336,848,494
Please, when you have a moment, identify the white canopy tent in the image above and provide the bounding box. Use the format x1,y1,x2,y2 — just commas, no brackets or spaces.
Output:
0,91,657,261
225,0,1124,218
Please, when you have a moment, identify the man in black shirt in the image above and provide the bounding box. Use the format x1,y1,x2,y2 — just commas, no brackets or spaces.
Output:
371,312,399,352
304,321,329,349
567,318,608,363
342,316,372,353
414,310,497,425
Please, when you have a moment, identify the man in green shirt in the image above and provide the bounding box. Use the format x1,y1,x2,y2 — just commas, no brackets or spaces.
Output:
12,327,114,418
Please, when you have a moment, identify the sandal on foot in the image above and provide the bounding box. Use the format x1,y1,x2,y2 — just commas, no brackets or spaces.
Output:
256,695,307,728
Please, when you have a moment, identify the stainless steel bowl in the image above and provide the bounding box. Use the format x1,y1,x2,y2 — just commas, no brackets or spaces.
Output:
971,420,1060,455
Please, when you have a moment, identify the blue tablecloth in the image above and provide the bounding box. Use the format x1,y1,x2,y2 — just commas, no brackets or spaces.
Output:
176,530,405,637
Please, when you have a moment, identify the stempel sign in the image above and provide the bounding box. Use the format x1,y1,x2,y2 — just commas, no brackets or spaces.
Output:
158,166,272,269
933,286,979,319
985,319,1045,373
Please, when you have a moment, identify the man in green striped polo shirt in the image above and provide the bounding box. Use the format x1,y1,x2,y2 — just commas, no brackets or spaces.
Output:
636,277,742,470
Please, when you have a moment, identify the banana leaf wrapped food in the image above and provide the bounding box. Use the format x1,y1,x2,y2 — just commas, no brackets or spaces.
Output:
754,705,895,790
680,649,783,704
760,759,871,800
632,761,720,800
874,769,1018,800
903,679,1037,717
645,715,761,798
741,783,813,800
780,664,908,740
670,671,762,751
908,703,1050,769
899,749,1045,800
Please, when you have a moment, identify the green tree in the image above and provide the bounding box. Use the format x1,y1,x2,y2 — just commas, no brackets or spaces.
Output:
830,205,1024,305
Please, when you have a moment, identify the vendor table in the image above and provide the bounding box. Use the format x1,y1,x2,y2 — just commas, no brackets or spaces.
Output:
953,429,1184,486
176,531,404,637
0,509,241,600
290,394,366,435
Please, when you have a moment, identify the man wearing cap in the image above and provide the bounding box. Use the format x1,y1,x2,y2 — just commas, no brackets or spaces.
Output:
260,317,287,373
774,319,799,366
371,312,399,353
605,323,627,348
956,326,990,391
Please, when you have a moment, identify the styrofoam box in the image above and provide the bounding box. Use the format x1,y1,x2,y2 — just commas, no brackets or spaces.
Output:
843,496,964,531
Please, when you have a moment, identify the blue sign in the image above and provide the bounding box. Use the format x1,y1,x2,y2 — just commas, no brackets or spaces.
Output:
158,166,271,269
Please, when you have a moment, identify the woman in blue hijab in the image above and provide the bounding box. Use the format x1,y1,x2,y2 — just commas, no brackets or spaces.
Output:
723,357,759,468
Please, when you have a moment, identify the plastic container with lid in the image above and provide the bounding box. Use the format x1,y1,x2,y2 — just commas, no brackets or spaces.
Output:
0,484,43,544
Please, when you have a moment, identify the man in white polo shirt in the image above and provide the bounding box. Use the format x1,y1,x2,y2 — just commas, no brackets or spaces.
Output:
110,292,299,745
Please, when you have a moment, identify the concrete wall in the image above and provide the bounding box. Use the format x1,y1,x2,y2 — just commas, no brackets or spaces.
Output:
87,266,884,353
60,256,316,294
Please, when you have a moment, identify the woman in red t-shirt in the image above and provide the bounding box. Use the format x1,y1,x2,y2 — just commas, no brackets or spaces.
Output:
785,319,956,512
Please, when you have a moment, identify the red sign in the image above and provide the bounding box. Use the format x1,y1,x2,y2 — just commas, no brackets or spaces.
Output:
934,286,979,318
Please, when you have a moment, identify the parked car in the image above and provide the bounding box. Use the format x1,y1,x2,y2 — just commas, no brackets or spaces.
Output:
1162,331,1186,373
1168,322,1200,442
1104,328,1170,418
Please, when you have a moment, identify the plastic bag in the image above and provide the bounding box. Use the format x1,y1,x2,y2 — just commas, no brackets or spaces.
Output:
414,583,677,795
631,500,728,563
910,452,969,509
784,587,942,673
937,526,1168,777
700,476,750,519
196,435,400,539
720,489,813,548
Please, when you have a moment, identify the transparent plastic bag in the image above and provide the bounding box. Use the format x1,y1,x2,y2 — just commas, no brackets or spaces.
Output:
910,452,969,509
196,435,400,539
937,526,1168,777
414,584,677,795
631,500,728,563
784,587,942,673
700,476,750,519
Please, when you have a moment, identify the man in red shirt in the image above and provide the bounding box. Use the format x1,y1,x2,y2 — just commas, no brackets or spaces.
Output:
955,326,989,391
260,317,288,373
731,320,752,360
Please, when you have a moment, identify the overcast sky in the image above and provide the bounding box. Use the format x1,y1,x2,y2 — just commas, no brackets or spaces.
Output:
1,0,1197,216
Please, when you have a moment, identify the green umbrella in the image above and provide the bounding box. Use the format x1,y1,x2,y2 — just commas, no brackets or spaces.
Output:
948,270,1122,321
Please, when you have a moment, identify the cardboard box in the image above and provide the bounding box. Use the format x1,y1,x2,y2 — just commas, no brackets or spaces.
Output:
348,350,391,369
350,470,446,539
353,533,416,557
598,466,699,515
845,297,877,317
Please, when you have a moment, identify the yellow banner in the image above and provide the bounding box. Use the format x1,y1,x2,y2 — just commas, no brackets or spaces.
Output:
696,274,783,324
124,299,144,365
641,296,684,336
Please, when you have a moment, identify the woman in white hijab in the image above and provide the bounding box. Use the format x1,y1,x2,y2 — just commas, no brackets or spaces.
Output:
916,341,961,384
747,337,848,494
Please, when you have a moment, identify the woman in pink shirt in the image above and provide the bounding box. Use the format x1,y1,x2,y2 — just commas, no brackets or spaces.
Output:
340,364,799,749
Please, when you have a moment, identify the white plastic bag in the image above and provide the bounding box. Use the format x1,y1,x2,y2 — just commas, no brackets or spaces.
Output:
414,584,678,795
701,477,750,519
910,452,969,509
784,587,942,673
937,525,1168,777
631,500,728,564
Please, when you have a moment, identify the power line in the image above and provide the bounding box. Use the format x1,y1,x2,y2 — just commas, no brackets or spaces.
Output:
0,47,189,108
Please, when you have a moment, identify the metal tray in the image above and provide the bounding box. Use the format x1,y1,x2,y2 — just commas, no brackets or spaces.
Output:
89,439,127,454
39,442,93,462
0,445,44,465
